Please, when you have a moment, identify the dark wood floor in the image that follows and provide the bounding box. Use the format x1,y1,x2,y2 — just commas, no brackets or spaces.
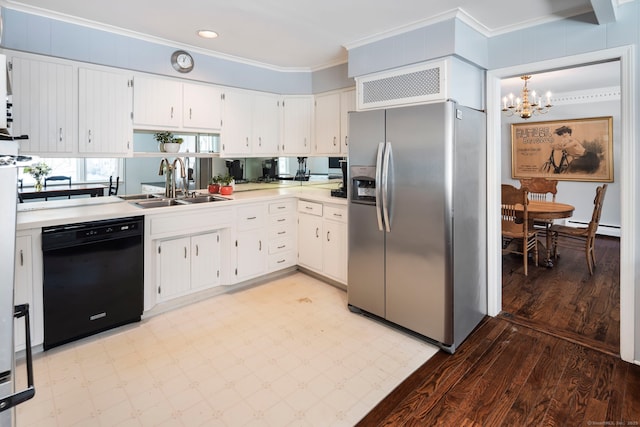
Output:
358,236,640,426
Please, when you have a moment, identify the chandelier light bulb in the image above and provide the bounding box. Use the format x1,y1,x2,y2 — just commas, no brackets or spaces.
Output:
501,75,553,119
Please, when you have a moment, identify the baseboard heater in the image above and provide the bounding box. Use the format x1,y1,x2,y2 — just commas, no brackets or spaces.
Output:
563,219,620,237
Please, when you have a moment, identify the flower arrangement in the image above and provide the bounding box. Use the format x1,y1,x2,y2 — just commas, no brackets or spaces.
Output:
23,162,52,191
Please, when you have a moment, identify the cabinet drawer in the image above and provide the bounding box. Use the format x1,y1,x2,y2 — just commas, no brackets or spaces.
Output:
269,199,295,214
269,213,293,227
268,251,296,271
298,200,323,216
269,237,295,254
237,204,266,230
324,205,347,223
269,224,294,240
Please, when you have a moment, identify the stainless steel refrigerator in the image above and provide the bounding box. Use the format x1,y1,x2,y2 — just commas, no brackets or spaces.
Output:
0,140,35,426
347,101,487,353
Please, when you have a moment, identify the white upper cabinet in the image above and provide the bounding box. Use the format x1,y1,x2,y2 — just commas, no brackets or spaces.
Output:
252,93,281,155
313,92,341,155
182,82,223,131
9,56,76,155
220,90,281,157
281,95,313,155
78,68,133,156
220,89,253,156
340,89,356,155
133,76,182,129
313,88,355,156
133,76,222,132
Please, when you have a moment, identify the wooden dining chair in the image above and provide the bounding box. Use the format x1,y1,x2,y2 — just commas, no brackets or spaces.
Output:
519,177,559,231
44,175,72,200
502,184,538,276
519,178,558,202
550,184,608,275
108,176,120,196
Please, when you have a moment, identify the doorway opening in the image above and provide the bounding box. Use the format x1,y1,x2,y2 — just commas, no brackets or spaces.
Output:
486,45,635,362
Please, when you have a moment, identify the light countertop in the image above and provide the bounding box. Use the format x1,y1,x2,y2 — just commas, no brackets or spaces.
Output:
17,183,347,230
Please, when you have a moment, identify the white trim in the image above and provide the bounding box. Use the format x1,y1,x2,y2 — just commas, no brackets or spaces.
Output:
487,45,636,363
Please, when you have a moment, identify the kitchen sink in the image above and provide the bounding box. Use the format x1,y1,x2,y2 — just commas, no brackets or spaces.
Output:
118,193,163,201
129,194,230,208
132,198,181,209
178,195,230,204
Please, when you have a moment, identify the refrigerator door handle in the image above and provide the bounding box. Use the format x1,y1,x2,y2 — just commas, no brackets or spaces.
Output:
381,142,392,232
375,142,385,232
0,304,35,413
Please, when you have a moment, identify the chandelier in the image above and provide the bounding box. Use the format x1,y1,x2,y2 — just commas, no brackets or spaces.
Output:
502,75,552,119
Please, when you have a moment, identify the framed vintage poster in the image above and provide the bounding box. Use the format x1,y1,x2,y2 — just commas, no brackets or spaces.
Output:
511,116,613,182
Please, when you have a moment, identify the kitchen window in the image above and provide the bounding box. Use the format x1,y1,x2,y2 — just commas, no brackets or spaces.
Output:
18,158,123,185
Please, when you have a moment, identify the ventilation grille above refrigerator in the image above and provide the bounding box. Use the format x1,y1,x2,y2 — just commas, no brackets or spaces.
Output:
356,60,447,110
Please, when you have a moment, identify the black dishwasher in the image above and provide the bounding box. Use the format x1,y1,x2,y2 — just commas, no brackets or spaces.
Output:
42,216,144,350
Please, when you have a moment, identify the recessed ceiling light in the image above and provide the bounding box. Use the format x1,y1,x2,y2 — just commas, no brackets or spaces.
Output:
197,30,218,39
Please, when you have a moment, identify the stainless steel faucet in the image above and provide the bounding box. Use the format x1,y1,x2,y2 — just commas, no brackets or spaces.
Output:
158,157,187,198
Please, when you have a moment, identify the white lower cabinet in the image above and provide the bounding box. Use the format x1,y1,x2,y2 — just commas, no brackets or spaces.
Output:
267,199,297,272
14,235,33,352
322,205,347,282
297,200,347,284
156,231,221,301
13,230,44,351
235,203,267,281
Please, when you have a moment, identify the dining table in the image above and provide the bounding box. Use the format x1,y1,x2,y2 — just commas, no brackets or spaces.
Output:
18,183,107,201
515,199,575,267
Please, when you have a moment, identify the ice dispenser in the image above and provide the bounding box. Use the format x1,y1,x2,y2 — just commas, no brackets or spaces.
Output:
350,165,377,204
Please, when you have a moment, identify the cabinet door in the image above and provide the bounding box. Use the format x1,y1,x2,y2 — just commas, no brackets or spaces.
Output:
14,235,33,351
340,89,356,155
157,237,191,301
221,90,252,156
252,93,281,155
191,232,221,290
10,57,75,155
78,68,133,155
183,83,223,131
314,93,340,155
282,96,312,155
297,213,323,271
133,76,182,128
236,229,266,280
323,219,347,283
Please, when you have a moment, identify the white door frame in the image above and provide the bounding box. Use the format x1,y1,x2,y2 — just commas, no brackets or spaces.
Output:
486,45,636,363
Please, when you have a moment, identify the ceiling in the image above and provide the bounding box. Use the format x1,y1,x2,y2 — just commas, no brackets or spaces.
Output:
5,0,606,70
500,61,621,99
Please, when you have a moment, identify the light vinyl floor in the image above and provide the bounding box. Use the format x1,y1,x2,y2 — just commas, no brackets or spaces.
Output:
16,273,438,426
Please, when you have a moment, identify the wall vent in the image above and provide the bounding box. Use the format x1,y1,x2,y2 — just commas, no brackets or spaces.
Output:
356,60,447,110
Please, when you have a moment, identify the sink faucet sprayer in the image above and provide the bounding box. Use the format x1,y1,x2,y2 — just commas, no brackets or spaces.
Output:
158,157,188,198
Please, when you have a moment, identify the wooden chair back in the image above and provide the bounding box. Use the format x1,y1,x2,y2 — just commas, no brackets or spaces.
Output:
501,184,538,275
44,175,71,188
108,176,120,196
587,184,608,238
519,178,558,202
501,184,529,234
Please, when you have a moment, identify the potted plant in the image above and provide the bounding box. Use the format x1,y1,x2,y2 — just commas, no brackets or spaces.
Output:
219,174,234,195
208,175,221,194
154,131,183,153
23,162,51,191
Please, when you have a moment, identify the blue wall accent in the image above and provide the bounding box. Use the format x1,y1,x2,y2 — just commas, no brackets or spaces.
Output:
312,63,354,93
0,7,347,94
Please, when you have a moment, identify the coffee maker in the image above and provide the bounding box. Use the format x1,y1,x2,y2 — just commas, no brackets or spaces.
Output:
330,159,348,198
261,158,278,181
225,160,244,182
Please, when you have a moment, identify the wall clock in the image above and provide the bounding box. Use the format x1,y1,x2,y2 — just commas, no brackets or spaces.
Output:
171,50,194,73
